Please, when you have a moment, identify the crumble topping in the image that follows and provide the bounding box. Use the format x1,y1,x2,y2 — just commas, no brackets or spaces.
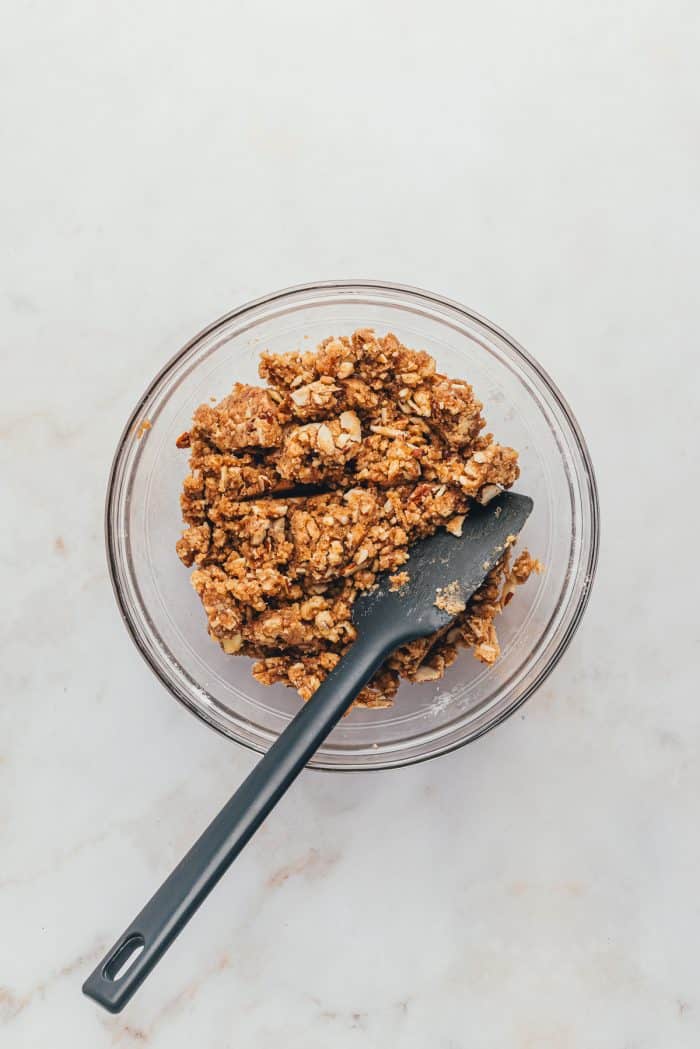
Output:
435,581,467,616
176,329,542,707
389,571,410,592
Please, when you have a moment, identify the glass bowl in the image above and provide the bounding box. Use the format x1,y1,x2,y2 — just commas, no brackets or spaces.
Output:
106,281,599,770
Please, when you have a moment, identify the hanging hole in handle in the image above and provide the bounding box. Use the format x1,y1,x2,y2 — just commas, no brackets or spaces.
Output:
103,934,145,981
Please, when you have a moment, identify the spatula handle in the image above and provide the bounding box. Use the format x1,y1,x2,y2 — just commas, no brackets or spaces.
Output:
82,628,395,1013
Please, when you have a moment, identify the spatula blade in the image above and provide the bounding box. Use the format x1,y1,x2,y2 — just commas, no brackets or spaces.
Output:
352,491,533,644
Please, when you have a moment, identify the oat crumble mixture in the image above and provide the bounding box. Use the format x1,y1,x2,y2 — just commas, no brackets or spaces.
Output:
176,329,542,708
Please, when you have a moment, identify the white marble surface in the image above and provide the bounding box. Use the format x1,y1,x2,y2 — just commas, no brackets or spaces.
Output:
2,2,699,1045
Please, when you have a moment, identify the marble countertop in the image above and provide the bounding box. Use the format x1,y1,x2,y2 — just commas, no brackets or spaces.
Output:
2,2,699,1046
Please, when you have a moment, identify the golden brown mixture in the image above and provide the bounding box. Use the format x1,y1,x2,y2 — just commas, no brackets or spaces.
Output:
434,581,467,617
176,329,542,707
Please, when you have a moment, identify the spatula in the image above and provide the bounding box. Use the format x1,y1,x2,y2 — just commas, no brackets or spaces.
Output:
83,490,533,1012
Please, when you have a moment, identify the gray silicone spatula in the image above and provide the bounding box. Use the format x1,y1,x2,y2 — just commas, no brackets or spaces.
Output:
83,490,532,1012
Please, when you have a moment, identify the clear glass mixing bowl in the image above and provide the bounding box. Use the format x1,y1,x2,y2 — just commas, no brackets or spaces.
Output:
106,281,599,770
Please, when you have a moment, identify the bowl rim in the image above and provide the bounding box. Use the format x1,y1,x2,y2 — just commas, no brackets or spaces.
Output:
105,279,600,772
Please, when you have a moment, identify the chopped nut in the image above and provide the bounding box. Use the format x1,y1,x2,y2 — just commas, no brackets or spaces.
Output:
339,410,362,441
413,664,442,682
501,581,516,606
369,424,406,438
445,514,466,537
221,634,243,653
316,423,335,454
477,483,501,505
412,389,432,416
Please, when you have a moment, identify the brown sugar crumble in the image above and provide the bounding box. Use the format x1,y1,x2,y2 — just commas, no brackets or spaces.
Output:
389,571,410,592
435,581,467,616
176,329,543,708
